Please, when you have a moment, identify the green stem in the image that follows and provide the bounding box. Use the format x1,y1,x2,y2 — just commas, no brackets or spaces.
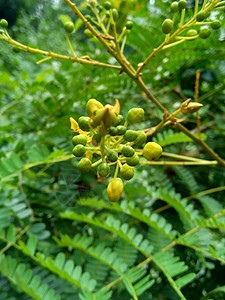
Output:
139,160,218,166
176,123,225,167
179,9,186,27
185,185,225,200
198,84,225,102
63,0,136,78
202,0,208,9
162,152,211,162
1,35,121,70
114,162,120,178
194,0,199,16
91,159,102,167
66,32,76,58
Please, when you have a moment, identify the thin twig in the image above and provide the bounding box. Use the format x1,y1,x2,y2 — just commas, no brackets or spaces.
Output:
194,70,201,139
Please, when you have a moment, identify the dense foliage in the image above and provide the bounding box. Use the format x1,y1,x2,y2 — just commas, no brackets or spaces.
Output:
0,0,225,299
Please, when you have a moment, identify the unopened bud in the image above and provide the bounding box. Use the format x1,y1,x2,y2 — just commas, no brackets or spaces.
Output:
181,100,203,114
127,108,144,124
107,178,123,202
92,99,120,129
143,142,162,161
86,99,103,116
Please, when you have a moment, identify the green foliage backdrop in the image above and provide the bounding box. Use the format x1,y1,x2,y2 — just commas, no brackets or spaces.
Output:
0,0,225,299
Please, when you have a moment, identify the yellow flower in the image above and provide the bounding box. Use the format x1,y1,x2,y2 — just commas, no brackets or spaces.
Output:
70,117,92,143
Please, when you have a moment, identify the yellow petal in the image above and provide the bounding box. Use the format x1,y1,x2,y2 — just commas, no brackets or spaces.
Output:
113,98,120,115
70,117,92,144
70,117,79,132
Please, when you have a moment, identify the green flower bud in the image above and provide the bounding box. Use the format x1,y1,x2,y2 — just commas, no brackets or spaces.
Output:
78,158,92,173
107,178,123,202
211,20,222,30
84,28,93,38
107,150,118,162
108,126,118,136
92,100,120,129
181,101,203,114
199,28,211,39
72,145,86,157
133,131,147,147
126,154,139,166
64,21,74,33
127,108,144,124
120,164,134,180
126,21,133,30
86,99,103,116
115,114,124,126
78,116,90,131
85,15,92,21
72,135,87,146
117,125,127,136
187,29,198,40
97,4,103,12
162,19,173,34
0,19,8,28
89,0,97,7
171,2,179,13
98,162,110,177
112,8,118,21
104,1,112,10
12,46,21,53
143,142,162,161
124,130,138,142
92,133,101,146
196,11,207,22
122,146,135,157
178,0,187,10
205,12,211,18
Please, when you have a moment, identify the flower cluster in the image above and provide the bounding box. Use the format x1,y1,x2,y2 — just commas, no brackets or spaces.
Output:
70,99,163,202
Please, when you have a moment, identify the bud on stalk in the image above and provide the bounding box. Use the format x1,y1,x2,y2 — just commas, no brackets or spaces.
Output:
107,178,123,202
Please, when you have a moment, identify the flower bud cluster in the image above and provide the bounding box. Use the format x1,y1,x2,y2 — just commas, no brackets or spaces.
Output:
70,99,163,202
163,1,223,41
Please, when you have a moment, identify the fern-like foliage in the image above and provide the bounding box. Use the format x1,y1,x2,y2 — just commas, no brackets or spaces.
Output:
155,188,199,229
77,199,177,240
0,188,33,224
152,251,195,299
18,235,97,292
78,288,112,300
0,254,61,300
122,267,155,298
36,252,97,292
148,227,171,252
0,145,69,182
153,129,206,147
60,211,154,256
172,166,199,195
54,233,127,274
197,195,224,217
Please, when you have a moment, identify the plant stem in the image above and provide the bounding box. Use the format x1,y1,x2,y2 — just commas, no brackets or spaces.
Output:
1,34,121,70
92,159,102,167
194,70,201,138
162,152,211,162
176,123,225,167
66,32,76,58
63,0,136,78
153,185,225,214
185,185,225,200
194,0,199,16
139,160,217,166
